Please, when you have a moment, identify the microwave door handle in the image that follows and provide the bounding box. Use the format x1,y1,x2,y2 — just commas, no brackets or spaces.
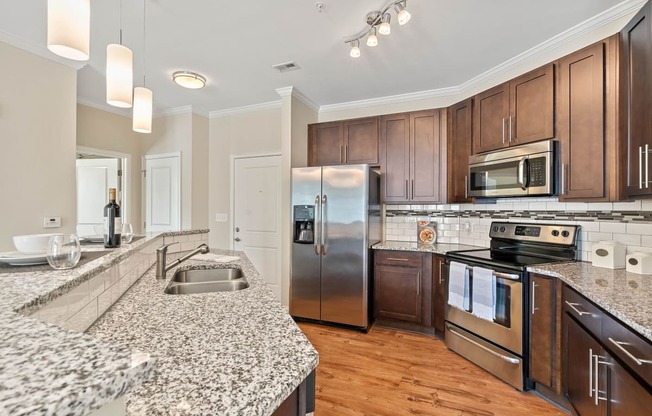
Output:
517,157,527,191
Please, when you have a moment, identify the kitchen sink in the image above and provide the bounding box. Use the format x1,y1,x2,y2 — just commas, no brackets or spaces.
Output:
165,280,250,295
172,268,243,283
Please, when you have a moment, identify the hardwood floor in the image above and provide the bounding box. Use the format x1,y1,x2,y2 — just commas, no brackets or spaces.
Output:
298,323,566,416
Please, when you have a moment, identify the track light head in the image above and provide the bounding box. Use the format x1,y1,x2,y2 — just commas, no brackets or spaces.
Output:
350,40,361,58
367,27,378,47
379,13,391,35
395,1,411,25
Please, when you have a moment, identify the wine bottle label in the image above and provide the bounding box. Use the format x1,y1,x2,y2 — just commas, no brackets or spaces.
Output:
103,217,123,233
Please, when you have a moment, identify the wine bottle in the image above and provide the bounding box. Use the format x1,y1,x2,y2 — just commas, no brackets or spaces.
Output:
103,188,122,248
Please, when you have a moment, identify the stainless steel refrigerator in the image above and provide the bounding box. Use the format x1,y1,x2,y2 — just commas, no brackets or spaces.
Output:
290,164,381,329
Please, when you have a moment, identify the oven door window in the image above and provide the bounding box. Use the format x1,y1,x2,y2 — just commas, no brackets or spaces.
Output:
469,160,522,192
494,282,511,328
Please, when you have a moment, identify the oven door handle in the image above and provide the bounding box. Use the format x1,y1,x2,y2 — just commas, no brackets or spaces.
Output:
446,324,520,365
517,157,528,191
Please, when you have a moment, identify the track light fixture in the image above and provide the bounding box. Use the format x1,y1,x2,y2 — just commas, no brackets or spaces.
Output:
344,0,412,58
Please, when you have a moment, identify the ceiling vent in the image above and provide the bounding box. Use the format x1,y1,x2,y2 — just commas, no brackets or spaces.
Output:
272,61,300,73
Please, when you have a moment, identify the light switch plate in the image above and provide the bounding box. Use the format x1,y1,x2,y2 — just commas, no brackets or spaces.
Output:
43,217,61,228
215,213,228,223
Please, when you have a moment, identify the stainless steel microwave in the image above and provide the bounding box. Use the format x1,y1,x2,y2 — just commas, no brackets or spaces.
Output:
468,140,557,198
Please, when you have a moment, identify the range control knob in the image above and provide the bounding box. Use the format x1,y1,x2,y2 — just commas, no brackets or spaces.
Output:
551,230,560,237
499,226,506,232
493,226,499,232
561,230,570,238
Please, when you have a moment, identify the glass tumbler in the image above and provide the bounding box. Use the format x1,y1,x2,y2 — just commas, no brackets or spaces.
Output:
46,234,82,270
121,223,134,244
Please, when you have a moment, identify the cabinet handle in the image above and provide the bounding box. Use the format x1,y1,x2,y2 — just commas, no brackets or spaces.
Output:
531,281,538,315
646,144,649,189
417,272,421,295
502,118,506,144
344,144,348,163
561,164,566,195
608,337,652,365
340,145,343,164
589,348,594,398
640,146,644,189
439,259,444,285
387,257,409,262
593,353,599,406
565,301,590,316
405,180,409,199
411,179,415,200
509,115,513,142
464,175,468,199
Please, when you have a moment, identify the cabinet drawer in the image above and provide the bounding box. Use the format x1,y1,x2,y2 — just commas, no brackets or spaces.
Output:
562,285,602,337
375,250,423,266
602,313,652,387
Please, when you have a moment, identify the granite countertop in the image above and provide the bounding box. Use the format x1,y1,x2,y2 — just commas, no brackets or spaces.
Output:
87,249,319,416
373,240,482,255
529,262,652,342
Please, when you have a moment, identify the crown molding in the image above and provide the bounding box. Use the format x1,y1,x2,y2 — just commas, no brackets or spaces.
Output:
77,97,131,118
290,88,320,113
275,86,294,97
154,105,193,118
0,29,87,71
209,100,282,118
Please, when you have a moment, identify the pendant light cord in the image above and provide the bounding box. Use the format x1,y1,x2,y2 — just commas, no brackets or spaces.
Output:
143,0,147,87
119,0,123,44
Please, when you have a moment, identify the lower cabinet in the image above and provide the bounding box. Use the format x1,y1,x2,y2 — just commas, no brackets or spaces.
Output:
374,250,432,329
562,285,652,416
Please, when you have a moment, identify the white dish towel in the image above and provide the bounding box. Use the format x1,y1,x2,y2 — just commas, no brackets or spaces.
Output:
192,253,240,263
448,261,470,311
472,266,496,321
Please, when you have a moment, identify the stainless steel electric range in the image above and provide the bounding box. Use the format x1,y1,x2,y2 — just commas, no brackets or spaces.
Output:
443,221,580,390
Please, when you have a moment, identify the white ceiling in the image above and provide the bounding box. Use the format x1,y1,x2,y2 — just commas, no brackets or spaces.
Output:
0,0,633,115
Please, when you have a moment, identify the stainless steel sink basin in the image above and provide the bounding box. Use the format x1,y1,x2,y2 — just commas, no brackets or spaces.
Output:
172,268,243,283
165,280,250,295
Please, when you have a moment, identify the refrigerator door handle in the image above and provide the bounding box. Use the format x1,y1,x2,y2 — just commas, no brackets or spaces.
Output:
321,195,328,255
314,195,320,255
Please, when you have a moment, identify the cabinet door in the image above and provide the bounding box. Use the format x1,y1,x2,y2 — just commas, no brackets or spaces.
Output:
374,264,423,323
432,255,446,335
621,1,652,197
564,315,602,416
380,113,410,202
529,275,554,388
447,98,473,203
559,42,606,200
473,83,510,153
604,353,652,416
509,63,555,145
410,110,442,202
343,117,379,165
308,122,343,167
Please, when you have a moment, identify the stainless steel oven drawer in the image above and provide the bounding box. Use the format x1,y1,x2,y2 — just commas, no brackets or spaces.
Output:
445,322,524,390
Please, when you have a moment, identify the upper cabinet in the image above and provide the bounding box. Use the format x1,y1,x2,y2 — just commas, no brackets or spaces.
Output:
380,110,446,203
558,36,621,201
447,98,473,203
308,117,379,167
620,0,652,198
473,63,555,153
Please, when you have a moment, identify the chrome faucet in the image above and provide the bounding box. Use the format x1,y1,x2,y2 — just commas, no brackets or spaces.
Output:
156,242,210,279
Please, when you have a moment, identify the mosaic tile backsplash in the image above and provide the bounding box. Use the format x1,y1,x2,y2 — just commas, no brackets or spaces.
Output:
384,197,652,262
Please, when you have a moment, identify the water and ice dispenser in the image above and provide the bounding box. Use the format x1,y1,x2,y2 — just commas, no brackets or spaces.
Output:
293,205,314,244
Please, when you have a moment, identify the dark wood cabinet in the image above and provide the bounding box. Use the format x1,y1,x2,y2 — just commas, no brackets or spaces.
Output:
447,98,473,203
473,64,554,154
529,274,563,395
308,117,379,167
380,110,446,203
620,1,652,198
603,352,652,416
374,250,431,327
432,255,446,336
558,36,622,201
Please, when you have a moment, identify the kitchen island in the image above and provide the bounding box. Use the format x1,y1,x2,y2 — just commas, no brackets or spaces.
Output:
0,231,318,416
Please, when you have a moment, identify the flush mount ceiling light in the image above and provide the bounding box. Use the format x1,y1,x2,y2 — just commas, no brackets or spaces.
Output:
172,71,206,89
47,0,91,61
345,0,411,58
106,0,133,108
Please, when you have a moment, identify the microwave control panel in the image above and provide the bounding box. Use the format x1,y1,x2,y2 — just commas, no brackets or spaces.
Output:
529,157,547,186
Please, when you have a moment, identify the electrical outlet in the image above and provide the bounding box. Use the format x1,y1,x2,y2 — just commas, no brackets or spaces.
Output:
43,217,61,228
215,213,228,223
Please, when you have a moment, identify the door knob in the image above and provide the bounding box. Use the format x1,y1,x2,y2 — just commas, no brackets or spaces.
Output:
234,237,241,242
235,227,240,232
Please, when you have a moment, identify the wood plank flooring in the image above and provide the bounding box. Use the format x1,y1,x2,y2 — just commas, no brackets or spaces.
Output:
298,323,566,416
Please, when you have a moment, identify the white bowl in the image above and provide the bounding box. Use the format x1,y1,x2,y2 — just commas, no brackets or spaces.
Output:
13,233,64,254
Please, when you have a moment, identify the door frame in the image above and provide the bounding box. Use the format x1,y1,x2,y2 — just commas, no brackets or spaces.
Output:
143,152,182,232
230,152,282,250
76,145,131,225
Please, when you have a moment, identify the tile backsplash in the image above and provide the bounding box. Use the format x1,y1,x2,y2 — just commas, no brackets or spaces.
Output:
384,197,652,262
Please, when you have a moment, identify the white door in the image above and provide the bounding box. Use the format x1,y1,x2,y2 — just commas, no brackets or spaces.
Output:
145,154,180,232
76,158,119,237
234,155,282,300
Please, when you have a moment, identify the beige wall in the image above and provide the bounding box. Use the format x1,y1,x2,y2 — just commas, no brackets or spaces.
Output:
191,113,209,230
76,104,144,234
208,107,282,249
290,97,318,168
0,42,77,251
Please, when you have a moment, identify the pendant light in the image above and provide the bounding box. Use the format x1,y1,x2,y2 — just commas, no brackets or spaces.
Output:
47,0,91,61
106,0,133,108
133,0,153,133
